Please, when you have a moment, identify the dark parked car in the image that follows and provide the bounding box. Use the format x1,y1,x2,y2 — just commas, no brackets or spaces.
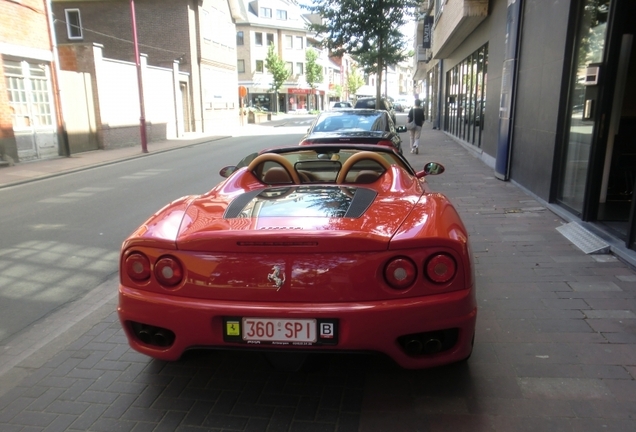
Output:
332,101,353,109
299,109,406,154
354,97,397,125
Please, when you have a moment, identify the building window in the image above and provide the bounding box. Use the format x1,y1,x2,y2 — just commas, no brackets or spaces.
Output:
276,9,287,20
444,43,488,148
237,59,245,73
296,62,304,75
267,33,274,46
255,32,263,46
286,62,293,74
295,36,303,49
260,7,272,18
256,60,264,73
4,60,54,128
65,9,83,40
284,35,293,49
237,31,244,45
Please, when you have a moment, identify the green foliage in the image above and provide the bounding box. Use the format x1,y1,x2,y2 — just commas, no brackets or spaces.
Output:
305,48,323,90
346,65,365,98
265,44,290,94
333,84,342,98
305,0,417,100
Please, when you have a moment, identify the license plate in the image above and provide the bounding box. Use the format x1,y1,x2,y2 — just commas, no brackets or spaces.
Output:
242,317,316,343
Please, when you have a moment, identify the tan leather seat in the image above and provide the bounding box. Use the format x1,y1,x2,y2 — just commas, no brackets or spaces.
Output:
354,170,380,184
262,166,293,184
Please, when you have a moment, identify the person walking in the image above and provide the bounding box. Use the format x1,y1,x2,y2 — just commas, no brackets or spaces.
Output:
407,99,425,154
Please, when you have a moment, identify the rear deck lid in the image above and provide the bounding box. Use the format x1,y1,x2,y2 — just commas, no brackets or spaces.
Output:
176,185,418,252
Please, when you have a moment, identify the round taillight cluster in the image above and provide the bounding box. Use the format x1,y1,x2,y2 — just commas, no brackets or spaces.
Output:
384,257,417,289
154,256,184,287
426,253,457,283
377,140,395,148
124,252,184,288
125,253,151,282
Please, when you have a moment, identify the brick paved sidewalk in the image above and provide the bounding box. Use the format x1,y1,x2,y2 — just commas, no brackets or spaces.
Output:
1,124,636,431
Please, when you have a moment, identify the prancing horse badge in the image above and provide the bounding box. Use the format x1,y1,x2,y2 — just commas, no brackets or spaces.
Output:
267,265,285,290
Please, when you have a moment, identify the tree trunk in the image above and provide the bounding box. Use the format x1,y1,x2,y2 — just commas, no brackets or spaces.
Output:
376,35,383,105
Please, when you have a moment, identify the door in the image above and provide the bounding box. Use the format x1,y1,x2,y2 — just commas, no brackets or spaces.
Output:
596,33,635,240
4,59,58,161
180,82,192,133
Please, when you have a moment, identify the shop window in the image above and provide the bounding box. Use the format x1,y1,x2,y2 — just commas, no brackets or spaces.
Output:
444,43,488,148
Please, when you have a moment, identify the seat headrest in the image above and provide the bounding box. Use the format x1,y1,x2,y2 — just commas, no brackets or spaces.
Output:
354,170,380,184
263,166,292,184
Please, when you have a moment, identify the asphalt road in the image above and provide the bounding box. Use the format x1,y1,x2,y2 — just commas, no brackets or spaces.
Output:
0,128,309,346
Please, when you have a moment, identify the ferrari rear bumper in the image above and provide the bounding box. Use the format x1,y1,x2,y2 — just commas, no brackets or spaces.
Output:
118,285,477,369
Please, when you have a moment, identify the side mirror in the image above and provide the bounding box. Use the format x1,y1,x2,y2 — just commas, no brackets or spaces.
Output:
219,166,237,178
415,162,445,178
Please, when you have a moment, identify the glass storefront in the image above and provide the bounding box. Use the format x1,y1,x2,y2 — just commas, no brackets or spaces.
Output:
557,0,611,214
250,94,272,111
444,44,488,148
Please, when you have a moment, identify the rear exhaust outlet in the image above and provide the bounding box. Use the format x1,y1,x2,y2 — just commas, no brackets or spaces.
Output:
152,330,171,347
397,329,459,357
423,339,442,354
129,321,176,348
137,328,152,344
404,339,423,355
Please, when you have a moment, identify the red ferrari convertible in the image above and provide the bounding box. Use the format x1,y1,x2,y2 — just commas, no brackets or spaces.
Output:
118,145,476,369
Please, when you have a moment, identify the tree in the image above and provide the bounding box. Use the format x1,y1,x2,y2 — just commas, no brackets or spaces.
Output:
346,65,365,100
265,43,290,113
305,48,323,110
305,0,417,103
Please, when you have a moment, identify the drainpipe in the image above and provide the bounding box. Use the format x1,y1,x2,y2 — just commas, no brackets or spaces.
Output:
130,0,148,153
435,59,443,130
46,0,70,157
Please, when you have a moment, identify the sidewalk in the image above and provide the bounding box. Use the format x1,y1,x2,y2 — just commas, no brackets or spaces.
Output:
1,122,636,431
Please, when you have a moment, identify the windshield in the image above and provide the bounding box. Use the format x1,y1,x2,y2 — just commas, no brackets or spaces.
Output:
312,112,387,132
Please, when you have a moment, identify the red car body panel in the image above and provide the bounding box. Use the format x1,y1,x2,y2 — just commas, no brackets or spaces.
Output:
118,146,476,369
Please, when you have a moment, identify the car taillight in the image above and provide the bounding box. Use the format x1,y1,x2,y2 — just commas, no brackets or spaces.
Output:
125,253,151,282
154,256,184,287
426,253,457,283
377,140,395,148
384,257,417,289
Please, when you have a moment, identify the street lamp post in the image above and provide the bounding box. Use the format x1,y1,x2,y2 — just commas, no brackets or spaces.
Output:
130,0,148,153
